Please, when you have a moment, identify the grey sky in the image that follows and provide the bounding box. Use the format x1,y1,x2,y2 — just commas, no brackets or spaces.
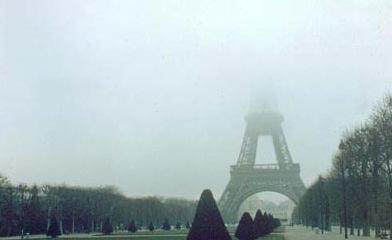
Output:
1,0,392,199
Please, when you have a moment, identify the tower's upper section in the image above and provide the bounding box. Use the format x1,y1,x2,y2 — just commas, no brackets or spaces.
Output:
245,111,284,136
236,109,294,168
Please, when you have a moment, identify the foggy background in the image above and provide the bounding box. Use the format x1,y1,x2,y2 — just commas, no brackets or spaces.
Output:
1,0,392,199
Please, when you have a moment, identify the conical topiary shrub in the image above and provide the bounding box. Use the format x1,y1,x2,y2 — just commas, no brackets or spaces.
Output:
175,222,181,230
266,213,274,234
47,215,61,238
253,209,264,238
102,218,113,235
162,217,171,231
187,189,231,240
235,212,255,240
127,219,137,233
148,222,155,232
185,221,191,229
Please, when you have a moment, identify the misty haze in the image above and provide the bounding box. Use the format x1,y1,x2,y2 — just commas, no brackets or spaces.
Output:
1,1,392,240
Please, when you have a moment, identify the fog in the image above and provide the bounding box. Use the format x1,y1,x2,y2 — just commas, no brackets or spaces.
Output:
1,0,392,199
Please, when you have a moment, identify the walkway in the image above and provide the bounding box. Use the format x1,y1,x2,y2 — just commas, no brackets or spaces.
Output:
283,226,376,240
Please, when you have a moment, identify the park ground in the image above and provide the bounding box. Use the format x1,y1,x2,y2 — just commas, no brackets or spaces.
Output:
0,225,380,240
0,227,281,240
283,225,377,240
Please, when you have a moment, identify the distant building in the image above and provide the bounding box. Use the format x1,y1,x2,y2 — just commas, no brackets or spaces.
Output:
238,195,263,218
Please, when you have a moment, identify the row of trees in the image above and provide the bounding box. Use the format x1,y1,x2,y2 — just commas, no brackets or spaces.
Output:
101,217,191,235
0,178,197,237
47,215,191,238
235,210,281,240
187,189,280,240
292,94,392,238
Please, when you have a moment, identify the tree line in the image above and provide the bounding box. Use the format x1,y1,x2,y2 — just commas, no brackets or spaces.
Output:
292,94,392,239
0,178,196,237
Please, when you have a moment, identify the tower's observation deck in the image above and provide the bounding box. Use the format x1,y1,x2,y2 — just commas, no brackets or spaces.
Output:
231,163,300,172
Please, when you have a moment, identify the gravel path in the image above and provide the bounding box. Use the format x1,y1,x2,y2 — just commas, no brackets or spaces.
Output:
283,226,376,240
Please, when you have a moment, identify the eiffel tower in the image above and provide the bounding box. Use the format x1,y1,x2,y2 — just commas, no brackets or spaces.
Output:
218,105,306,223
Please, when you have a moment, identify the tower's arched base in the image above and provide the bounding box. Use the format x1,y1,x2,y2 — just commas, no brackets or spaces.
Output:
218,164,306,223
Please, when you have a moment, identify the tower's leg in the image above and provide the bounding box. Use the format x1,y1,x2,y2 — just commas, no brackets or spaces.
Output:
237,131,258,166
218,180,242,223
272,127,293,168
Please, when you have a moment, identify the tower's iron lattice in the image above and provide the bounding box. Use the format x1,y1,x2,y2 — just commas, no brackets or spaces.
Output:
218,110,306,223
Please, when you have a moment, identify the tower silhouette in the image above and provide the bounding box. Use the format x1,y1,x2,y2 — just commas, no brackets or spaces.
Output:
218,104,306,223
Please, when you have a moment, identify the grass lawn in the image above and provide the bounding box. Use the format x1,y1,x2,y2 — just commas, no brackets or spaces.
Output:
2,227,286,240
49,233,284,240
50,231,188,240
260,234,285,240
